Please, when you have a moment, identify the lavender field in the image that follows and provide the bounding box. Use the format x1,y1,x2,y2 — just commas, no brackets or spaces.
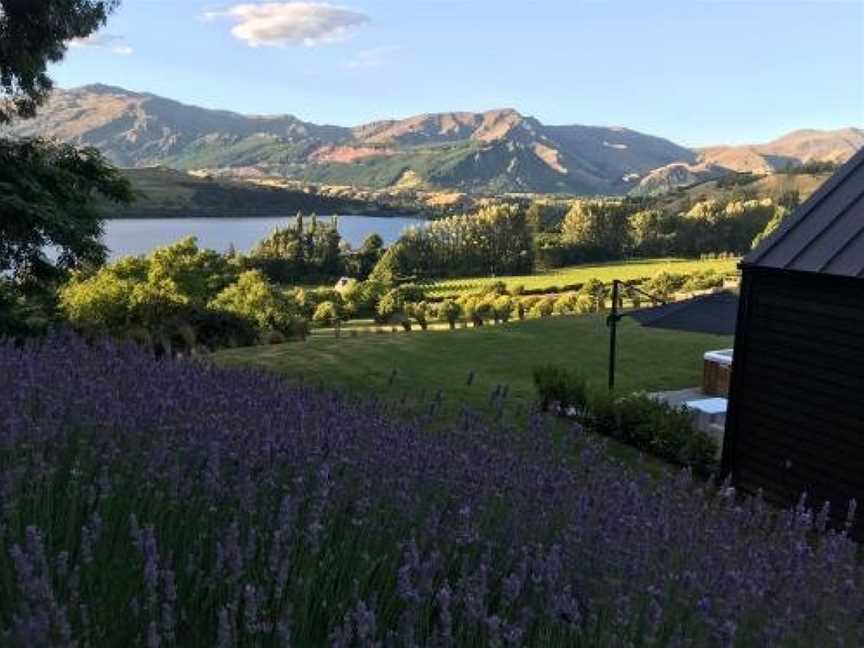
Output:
1,334,862,646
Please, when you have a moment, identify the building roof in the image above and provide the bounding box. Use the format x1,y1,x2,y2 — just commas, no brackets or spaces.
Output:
743,146,864,278
627,290,738,336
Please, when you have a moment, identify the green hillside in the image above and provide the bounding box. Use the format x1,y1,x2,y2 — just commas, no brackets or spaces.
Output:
104,167,380,218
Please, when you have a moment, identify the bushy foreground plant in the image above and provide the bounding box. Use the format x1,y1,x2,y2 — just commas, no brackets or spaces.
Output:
587,391,718,474
532,365,589,413
534,363,719,474
60,239,307,350
1,335,863,646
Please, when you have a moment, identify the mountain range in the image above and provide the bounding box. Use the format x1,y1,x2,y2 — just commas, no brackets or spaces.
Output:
8,84,863,196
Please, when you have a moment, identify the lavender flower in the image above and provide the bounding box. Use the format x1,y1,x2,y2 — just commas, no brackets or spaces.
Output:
0,333,861,646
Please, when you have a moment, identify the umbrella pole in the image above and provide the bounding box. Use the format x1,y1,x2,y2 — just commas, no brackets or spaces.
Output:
608,279,621,391
607,280,668,392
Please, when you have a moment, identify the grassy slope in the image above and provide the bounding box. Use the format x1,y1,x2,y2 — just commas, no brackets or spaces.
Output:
215,314,732,413
426,257,739,295
104,167,373,218
655,172,831,214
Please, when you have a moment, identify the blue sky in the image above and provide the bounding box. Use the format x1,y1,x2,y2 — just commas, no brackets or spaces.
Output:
53,0,864,147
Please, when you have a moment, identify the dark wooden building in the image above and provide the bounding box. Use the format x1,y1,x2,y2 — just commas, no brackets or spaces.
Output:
723,147,864,528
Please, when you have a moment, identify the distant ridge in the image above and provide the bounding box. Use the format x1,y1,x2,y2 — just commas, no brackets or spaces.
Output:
9,85,862,196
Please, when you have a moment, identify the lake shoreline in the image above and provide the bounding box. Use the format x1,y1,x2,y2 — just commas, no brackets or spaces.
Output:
102,208,426,220
97,215,424,261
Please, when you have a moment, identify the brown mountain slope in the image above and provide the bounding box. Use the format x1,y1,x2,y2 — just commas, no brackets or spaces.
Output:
7,85,861,195
696,127,864,173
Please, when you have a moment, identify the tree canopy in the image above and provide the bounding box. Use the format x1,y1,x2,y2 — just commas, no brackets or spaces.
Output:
0,0,130,287
0,0,120,123
0,139,132,280
370,205,533,281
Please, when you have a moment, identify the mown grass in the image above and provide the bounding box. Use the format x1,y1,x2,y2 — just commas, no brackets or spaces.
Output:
216,314,732,473
423,257,739,296
217,314,731,411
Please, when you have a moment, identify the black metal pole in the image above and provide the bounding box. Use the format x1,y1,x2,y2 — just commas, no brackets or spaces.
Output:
606,280,666,392
608,279,619,391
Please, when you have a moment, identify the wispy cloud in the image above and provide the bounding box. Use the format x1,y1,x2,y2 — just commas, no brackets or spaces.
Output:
205,2,369,48
345,46,399,70
68,33,134,56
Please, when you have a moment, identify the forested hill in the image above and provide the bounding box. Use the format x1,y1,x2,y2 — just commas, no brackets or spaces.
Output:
12,84,863,196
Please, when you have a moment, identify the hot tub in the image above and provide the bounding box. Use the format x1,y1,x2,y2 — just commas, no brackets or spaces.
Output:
703,349,733,397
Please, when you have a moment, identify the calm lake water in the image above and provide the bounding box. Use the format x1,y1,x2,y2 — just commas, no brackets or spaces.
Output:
101,215,422,261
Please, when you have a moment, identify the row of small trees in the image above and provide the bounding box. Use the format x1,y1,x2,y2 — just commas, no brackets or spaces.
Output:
354,267,729,333
361,196,788,282
359,278,612,332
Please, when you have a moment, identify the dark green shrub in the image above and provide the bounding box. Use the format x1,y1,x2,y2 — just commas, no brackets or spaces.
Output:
532,365,588,413
681,430,720,476
585,388,619,436
184,308,259,349
582,392,718,475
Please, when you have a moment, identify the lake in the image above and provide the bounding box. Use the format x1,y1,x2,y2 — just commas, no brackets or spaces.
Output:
101,215,422,261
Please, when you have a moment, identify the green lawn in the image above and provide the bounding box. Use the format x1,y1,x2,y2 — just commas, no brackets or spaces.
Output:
424,257,739,296
215,313,732,414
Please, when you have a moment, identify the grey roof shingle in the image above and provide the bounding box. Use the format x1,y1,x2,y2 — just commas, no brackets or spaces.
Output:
744,147,864,278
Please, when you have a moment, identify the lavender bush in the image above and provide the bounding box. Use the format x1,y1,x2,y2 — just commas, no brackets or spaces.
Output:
0,334,862,646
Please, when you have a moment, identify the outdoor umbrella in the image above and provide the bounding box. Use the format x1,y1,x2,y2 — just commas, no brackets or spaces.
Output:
627,290,739,336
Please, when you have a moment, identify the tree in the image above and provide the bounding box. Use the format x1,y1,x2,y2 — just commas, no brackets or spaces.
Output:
752,205,790,249
561,200,632,260
0,0,132,285
438,299,462,330
0,0,120,123
354,233,384,279
369,205,533,280
0,139,133,281
577,279,608,312
60,267,135,330
367,244,404,285
146,237,235,307
376,288,412,330
312,301,342,336
493,295,514,323
525,202,545,235
642,272,686,301
405,301,429,330
553,293,580,315
342,279,387,318
209,271,305,337
251,214,343,282
60,239,234,330
527,296,555,319
460,297,484,327
629,209,680,258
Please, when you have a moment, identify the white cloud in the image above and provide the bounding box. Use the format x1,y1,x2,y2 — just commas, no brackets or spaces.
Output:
206,2,369,48
68,33,134,55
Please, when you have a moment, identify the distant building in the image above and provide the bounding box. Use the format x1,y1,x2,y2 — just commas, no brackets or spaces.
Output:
723,147,864,534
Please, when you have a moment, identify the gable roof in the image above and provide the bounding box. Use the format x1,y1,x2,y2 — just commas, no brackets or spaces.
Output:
743,146,864,278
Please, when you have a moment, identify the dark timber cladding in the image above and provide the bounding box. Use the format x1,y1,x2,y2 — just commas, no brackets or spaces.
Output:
723,147,864,536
